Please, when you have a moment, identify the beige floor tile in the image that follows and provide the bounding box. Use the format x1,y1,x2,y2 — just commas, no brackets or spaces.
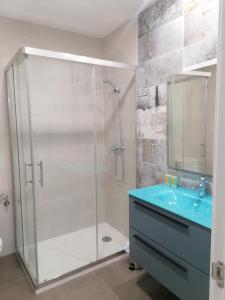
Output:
0,254,179,300
66,277,118,300
47,273,99,300
0,254,25,288
96,257,144,287
0,278,50,300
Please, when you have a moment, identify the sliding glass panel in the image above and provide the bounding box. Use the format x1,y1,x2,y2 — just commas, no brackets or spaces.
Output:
13,60,38,283
95,65,136,259
6,67,24,260
26,56,97,283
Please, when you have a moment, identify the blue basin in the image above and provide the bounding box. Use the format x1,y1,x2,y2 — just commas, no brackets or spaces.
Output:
128,184,212,229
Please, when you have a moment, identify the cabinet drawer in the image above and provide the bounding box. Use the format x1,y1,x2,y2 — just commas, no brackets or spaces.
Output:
130,228,209,300
130,197,211,274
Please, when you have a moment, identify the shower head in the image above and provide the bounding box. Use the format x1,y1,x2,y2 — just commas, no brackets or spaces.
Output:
103,79,121,93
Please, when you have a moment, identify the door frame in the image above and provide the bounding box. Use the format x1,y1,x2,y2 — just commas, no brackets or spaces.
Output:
210,0,225,299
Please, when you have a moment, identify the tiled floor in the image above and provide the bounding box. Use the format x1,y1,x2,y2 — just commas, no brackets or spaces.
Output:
0,254,180,300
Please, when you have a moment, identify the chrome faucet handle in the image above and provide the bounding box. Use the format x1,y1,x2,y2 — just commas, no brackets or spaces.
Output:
111,144,126,151
200,177,206,184
199,177,207,197
111,145,120,151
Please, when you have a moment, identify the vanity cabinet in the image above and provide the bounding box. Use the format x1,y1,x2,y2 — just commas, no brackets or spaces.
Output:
129,196,211,300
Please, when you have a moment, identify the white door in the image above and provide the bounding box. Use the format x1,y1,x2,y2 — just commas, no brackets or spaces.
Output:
210,0,225,299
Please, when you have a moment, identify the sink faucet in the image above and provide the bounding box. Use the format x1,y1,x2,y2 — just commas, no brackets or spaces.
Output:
198,177,207,198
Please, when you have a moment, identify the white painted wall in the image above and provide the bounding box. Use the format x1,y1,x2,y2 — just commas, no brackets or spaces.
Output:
103,17,138,65
0,16,103,256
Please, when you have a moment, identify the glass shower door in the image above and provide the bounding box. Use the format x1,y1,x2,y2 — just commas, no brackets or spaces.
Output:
26,55,97,283
95,65,136,260
13,60,38,283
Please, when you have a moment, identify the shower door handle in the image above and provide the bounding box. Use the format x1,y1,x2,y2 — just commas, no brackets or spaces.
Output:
37,161,44,187
24,163,33,186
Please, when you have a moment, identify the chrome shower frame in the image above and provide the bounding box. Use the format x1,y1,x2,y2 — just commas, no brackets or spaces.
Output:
6,47,136,72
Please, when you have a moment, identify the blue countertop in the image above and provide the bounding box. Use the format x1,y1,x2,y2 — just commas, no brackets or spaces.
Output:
129,184,212,229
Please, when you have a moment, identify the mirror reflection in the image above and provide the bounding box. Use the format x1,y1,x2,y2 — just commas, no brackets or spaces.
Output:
167,65,216,176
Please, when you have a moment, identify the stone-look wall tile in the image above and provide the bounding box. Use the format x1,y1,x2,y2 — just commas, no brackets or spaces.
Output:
183,0,219,16
136,139,143,162
137,161,167,187
138,0,183,38
137,106,167,140
146,83,167,108
179,175,200,188
144,86,161,109
146,86,157,108
142,139,153,163
152,140,167,167
136,83,167,110
142,49,183,86
137,162,155,186
140,138,167,167
139,16,184,62
136,65,146,90
183,0,219,67
138,0,218,188
136,110,143,139
157,83,167,106
183,37,218,67
184,6,218,47
154,164,167,184
137,96,148,110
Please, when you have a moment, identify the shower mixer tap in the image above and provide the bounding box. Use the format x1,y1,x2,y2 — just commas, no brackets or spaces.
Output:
111,144,126,151
111,144,126,183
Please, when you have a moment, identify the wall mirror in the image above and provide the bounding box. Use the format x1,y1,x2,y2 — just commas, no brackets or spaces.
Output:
167,64,216,176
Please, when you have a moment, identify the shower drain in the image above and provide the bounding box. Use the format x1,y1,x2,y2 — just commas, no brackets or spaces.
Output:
102,236,112,242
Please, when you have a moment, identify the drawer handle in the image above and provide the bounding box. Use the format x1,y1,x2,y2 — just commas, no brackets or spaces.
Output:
133,234,188,273
133,200,189,229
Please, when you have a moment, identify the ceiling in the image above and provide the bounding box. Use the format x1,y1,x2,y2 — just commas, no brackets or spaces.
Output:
0,0,150,38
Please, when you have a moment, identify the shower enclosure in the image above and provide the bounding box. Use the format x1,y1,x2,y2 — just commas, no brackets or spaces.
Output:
6,47,136,287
